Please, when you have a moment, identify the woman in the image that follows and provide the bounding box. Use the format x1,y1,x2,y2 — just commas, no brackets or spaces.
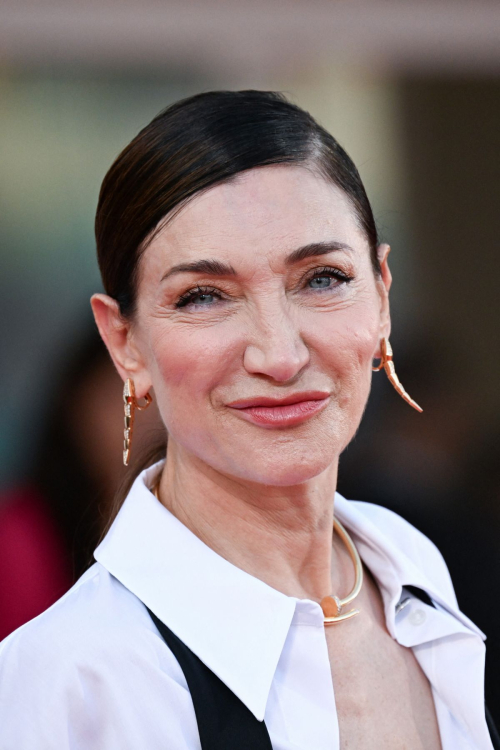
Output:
0,90,496,749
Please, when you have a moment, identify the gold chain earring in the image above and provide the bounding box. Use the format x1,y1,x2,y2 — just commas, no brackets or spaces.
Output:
372,338,423,413
123,378,153,466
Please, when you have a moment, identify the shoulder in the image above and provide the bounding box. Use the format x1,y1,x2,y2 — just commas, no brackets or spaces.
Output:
0,563,187,748
0,561,163,673
341,497,457,606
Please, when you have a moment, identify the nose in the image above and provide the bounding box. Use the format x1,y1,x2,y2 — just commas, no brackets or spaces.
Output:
243,303,310,383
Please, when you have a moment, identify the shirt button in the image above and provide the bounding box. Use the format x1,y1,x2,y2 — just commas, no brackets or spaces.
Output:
409,608,427,626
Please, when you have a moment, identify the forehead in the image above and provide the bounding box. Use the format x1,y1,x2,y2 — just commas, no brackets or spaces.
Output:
145,165,367,268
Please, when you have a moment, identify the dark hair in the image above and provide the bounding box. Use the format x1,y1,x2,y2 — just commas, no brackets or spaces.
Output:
96,89,379,318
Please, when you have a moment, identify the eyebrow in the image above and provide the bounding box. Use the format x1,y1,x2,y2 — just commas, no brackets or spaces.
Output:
161,240,352,281
285,240,353,265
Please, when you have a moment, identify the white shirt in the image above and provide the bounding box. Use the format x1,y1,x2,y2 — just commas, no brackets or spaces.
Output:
0,462,493,749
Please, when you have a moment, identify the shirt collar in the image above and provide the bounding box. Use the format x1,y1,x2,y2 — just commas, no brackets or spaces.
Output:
333,494,485,641
94,461,296,721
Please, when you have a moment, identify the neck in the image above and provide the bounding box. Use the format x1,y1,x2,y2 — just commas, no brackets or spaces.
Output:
157,443,351,602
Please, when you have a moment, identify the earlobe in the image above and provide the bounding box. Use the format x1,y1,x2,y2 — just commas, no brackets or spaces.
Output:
90,294,151,396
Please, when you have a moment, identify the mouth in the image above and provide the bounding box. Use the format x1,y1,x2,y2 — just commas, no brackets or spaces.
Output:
226,391,330,428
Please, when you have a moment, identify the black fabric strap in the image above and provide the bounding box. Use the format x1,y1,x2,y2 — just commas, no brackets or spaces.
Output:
147,607,273,750
404,586,500,749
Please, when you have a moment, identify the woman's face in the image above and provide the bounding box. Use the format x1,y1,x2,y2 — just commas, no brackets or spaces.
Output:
103,165,391,486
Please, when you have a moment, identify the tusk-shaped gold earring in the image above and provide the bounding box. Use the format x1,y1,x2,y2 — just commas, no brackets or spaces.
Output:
372,338,423,413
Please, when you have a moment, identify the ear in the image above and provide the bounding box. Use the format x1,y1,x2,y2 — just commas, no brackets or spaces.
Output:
376,243,392,342
90,294,152,399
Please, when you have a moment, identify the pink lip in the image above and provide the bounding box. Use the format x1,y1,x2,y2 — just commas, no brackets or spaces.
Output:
227,391,330,428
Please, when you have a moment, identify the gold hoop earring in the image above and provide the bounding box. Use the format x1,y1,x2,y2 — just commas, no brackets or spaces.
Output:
372,338,423,413
123,378,153,466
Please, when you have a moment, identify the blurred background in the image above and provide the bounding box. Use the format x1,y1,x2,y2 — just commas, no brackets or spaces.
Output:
1,0,499,714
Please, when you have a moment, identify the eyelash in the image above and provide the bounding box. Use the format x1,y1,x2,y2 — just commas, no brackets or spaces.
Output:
174,266,354,309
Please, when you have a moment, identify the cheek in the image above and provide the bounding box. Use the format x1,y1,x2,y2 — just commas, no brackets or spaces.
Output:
156,331,224,389
306,302,380,445
311,302,379,382
149,324,240,434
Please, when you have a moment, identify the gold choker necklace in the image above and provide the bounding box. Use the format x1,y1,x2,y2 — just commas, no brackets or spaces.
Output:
152,475,363,625
321,518,363,624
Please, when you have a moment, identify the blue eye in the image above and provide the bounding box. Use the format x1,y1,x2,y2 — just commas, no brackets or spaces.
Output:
309,275,333,289
190,292,216,305
306,267,352,290
175,286,221,308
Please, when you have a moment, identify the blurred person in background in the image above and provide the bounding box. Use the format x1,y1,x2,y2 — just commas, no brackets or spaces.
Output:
0,327,162,640
0,90,498,749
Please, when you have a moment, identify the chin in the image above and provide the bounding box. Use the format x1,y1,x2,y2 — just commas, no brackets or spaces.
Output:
230,449,336,487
